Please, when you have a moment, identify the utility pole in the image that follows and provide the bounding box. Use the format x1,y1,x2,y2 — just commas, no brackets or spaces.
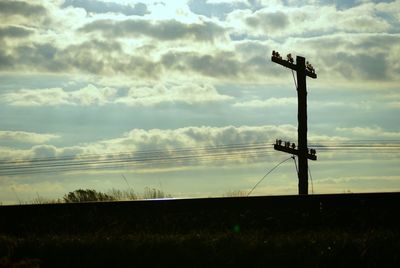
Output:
271,51,317,195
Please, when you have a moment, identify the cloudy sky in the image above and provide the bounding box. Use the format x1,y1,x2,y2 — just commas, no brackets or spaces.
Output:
0,0,399,204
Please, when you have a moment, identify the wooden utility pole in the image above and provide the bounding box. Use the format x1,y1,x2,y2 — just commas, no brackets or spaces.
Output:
271,51,317,195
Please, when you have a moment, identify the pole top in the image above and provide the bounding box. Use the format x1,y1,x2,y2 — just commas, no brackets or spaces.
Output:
271,50,317,79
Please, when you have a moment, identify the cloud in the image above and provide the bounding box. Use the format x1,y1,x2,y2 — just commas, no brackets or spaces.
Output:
189,0,250,19
2,87,71,106
62,0,149,16
160,41,281,81
234,97,297,108
227,3,393,39
326,52,388,81
226,9,290,38
114,125,296,150
0,1,398,84
1,84,117,106
1,83,232,106
245,10,289,33
1,39,159,77
0,131,59,144
161,51,240,78
336,126,400,139
31,144,58,159
0,124,355,177
0,1,47,18
0,26,34,39
285,33,400,82
0,43,65,72
0,124,297,163
117,83,233,106
0,37,279,81
80,18,226,42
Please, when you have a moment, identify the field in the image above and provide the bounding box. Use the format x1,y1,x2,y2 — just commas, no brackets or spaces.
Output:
1,193,399,267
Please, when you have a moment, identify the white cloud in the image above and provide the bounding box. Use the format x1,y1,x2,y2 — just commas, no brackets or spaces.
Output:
0,125,299,167
117,83,233,106
1,83,232,106
81,125,297,157
1,84,115,106
0,124,348,167
0,130,59,144
336,126,400,139
233,97,296,108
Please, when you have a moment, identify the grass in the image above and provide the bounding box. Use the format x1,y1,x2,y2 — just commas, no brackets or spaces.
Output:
1,229,399,267
24,188,241,205
23,187,172,205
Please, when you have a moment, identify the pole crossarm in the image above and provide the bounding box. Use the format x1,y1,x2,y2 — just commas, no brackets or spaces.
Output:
271,55,317,79
273,144,317,161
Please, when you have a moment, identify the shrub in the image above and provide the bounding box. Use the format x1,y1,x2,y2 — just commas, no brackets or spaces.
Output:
63,189,115,203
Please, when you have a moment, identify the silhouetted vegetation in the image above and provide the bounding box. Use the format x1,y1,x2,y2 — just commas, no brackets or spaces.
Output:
107,188,137,200
63,189,115,203
143,186,172,199
25,188,172,205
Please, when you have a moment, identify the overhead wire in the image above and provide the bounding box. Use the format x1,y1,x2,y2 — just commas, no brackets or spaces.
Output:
309,166,314,194
292,156,298,175
247,156,294,196
1,139,398,165
0,144,275,176
0,150,272,174
291,69,297,89
0,142,274,165
0,140,399,176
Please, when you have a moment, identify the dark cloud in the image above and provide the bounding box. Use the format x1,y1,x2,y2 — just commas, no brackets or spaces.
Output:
320,0,396,10
0,39,160,77
0,1,46,17
0,36,278,80
0,26,33,39
189,0,250,19
11,43,66,72
161,51,239,78
80,19,226,41
62,0,149,16
60,40,160,77
333,52,388,80
245,11,289,32
161,46,280,80
299,34,398,81
0,50,13,70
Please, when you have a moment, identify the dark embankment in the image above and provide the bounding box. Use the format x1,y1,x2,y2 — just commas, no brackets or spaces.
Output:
1,192,399,267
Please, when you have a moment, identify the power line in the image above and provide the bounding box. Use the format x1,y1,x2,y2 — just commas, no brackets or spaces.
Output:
1,140,399,176
1,140,398,165
291,69,297,89
0,149,274,176
0,142,274,165
247,156,294,196
292,156,298,175
309,166,314,194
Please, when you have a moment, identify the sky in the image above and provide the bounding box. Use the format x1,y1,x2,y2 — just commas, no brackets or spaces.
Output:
0,0,399,204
